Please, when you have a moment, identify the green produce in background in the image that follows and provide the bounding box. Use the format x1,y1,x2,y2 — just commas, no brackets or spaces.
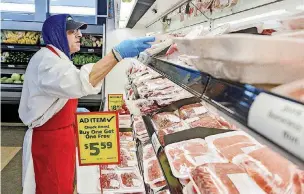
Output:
1,73,24,84
11,73,21,81
72,54,102,66
21,74,25,81
81,35,103,47
1,51,34,64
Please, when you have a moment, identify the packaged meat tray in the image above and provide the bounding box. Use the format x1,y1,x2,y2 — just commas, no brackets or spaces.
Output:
119,132,134,141
121,141,136,152
190,163,266,194
271,78,304,103
118,148,137,169
143,157,165,185
133,119,148,136
156,189,170,194
150,180,167,191
174,34,304,84
185,114,226,129
183,181,197,194
233,147,304,194
179,103,208,120
152,112,181,130
205,131,263,161
212,0,230,10
165,139,227,179
99,170,145,193
143,144,156,160
158,121,189,145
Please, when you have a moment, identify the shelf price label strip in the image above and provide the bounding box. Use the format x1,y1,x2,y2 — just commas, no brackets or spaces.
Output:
75,111,120,166
248,93,304,161
108,94,124,111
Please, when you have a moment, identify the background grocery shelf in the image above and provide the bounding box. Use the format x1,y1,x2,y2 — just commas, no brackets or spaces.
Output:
1,44,41,52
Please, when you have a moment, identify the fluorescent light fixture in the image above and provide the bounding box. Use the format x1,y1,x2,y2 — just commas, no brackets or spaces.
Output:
50,6,95,15
119,0,136,28
296,5,304,10
216,9,289,27
0,3,35,12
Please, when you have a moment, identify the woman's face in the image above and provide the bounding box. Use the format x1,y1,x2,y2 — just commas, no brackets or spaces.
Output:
67,29,82,54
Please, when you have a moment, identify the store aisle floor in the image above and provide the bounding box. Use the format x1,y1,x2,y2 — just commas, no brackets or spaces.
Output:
1,127,25,194
1,127,78,194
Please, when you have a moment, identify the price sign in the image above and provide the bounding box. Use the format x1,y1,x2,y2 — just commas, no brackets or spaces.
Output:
76,112,120,166
108,94,124,111
88,48,95,53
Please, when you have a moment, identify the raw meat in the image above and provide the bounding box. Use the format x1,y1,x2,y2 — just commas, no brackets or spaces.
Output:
218,142,257,161
288,88,304,102
179,103,208,120
212,0,230,9
156,189,170,194
143,144,155,160
233,147,304,194
144,157,165,184
201,0,213,10
213,135,254,149
152,112,181,129
167,147,184,160
119,132,133,141
157,122,189,145
186,115,224,129
190,163,264,194
100,172,120,189
99,164,116,170
119,148,137,168
172,155,195,175
151,180,167,189
121,172,143,188
134,120,147,135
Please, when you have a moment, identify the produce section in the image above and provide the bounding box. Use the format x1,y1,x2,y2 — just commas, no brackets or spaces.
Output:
72,53,102,66
1,30,40,45
1,73,24,84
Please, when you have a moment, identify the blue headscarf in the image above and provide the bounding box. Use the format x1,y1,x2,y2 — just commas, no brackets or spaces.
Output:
42,14,71,59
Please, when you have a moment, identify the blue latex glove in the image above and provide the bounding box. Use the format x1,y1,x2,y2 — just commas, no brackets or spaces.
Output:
77,107,90,112
113,36,155,59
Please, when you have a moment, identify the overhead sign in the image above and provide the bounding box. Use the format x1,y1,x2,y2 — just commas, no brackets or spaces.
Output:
108,94,124,111
76,112,120,166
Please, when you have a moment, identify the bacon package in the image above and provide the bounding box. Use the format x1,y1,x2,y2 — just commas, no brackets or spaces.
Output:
190,163,266,194
179,103,208,120
205,131,263,161
233,147,304,194
165,139,226,179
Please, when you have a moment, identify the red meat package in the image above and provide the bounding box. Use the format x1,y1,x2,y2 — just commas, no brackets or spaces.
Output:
100,172,121,190
118,148,137,168
179,103,208,120
133,119,148,136
185,114,225,129
157,122,189,145
143,157,165,184
205,131,263,161
190,163,266,194
165,139,226,179
152,112,181,130
233,147,304,194
143,144,156,160
150,180,167,190
121,172,143,188
119,132,133,141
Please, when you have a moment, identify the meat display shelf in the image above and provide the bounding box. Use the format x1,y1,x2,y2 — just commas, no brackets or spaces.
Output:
143,57,304,167
2,44,103,54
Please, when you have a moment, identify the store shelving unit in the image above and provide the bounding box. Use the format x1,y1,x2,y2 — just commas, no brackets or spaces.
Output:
1,21,106,116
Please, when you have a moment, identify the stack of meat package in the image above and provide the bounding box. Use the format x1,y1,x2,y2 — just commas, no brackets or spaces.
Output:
133,116,150,144
151,102,235,146
98,131,146,193
126,61,193,115
142,144,168,193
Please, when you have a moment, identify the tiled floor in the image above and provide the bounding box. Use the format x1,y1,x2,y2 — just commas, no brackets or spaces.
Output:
1,126,78,194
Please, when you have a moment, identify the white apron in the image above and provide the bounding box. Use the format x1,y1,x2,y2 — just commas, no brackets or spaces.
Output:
22,128,35,194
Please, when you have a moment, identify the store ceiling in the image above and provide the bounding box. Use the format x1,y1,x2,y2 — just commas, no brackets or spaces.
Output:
126,0,155,28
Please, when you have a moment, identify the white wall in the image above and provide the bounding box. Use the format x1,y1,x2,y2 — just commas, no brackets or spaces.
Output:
104,18,147,110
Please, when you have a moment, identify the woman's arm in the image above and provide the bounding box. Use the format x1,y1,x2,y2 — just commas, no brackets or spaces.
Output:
89,52,118,87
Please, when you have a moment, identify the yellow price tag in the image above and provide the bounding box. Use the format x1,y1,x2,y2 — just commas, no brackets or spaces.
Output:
108,94,124,111
76,112,120,166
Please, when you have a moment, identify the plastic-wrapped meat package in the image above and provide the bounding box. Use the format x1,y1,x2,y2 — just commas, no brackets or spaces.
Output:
157,122,189,145
143,144,156,160
121,141,136,152
148,86,183,98
119,148,137,168
179,103,208,120
212,0,230,9
133,71,161,86
165,139,227,179
145,80,174,91
153,90,194,107
206,131,263,161
143,157,165,184
150,180,167,190
152,112,181,130
133,120,147,136
201,0,213,10
121,172,143,188
119,132,133,142
99,164,117,170
156,189,170,194
233,147,304,194
166,43,178,56
185,114,225,129
130,99,159,115
100,172,120,189
190,163,266,194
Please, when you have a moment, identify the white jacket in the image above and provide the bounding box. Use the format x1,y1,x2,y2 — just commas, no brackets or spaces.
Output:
19,45,103,128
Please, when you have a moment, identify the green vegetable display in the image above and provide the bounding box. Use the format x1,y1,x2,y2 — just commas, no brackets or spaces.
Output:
1,73,24,84
72,54,102,66
1,51,34,64
81,35,103,47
